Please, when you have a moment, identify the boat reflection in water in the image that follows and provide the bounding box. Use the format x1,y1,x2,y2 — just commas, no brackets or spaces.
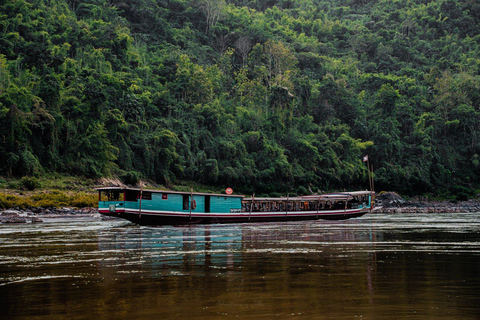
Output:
96,220,379,276
95,220,384,318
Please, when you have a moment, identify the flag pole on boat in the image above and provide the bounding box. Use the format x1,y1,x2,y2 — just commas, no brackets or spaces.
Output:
363,155,373,192
371,164,375,192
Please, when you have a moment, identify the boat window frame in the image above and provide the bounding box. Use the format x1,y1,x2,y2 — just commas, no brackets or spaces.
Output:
141,192,152,200
183,194,189,210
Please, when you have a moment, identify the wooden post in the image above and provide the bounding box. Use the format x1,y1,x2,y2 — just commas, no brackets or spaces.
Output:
285,194,289,218
189,188,193,220
371,164,375,208
249,193,255,221
139,187,143,219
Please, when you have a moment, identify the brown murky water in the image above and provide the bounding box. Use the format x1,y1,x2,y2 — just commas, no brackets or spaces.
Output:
1,213,479,319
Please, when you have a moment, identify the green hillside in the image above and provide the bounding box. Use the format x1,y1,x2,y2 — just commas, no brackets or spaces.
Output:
1,0,479,198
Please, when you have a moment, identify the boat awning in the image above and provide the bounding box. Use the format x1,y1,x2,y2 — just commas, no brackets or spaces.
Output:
243,195,352,201
96,187,124,190
243,191,373,202
243,197,305,202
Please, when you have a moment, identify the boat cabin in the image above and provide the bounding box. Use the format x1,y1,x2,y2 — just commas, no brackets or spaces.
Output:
97,187,244,214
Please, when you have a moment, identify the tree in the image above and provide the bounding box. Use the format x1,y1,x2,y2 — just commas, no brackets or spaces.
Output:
234,36,252,67
197,0,226,33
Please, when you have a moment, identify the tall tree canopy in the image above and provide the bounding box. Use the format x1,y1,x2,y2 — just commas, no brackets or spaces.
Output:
1,0,479,199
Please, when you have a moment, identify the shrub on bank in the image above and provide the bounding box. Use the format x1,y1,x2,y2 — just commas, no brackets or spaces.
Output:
0,191,98,209
71,193,98,207
21,177,42,191
30,191,70,207
0,193,34,209
120,171,141,186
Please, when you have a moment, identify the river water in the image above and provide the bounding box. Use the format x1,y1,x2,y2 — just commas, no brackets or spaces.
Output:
1,213,479,319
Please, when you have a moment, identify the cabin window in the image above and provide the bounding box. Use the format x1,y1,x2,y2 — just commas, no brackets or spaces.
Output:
140,192,152,200
105,191,122,201
336,201,345,210
205,196,211,213
125,190,138,202
183,195,189,210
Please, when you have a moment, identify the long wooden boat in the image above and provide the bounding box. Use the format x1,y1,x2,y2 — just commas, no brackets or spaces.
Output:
97,187,375,225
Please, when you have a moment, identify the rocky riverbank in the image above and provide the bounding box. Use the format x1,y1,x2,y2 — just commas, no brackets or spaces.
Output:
1,207,99,223
376,192,480,213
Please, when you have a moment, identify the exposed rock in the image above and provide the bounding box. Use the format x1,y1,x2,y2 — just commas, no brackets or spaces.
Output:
0,206,103,223
1,210,22,216
101,215,121,221
96,177,124,187
376,192,406,207
1,216,27,223
375,192,480,213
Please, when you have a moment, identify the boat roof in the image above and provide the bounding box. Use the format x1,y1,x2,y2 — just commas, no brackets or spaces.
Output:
97,187,372,200
300,190,373,197
243,191,373,201
96,186,244,198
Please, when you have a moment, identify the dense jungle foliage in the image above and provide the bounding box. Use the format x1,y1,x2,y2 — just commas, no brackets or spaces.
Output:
1,0,479,198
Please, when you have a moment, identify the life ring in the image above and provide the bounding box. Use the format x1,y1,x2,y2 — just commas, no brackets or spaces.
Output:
191,199,197,210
